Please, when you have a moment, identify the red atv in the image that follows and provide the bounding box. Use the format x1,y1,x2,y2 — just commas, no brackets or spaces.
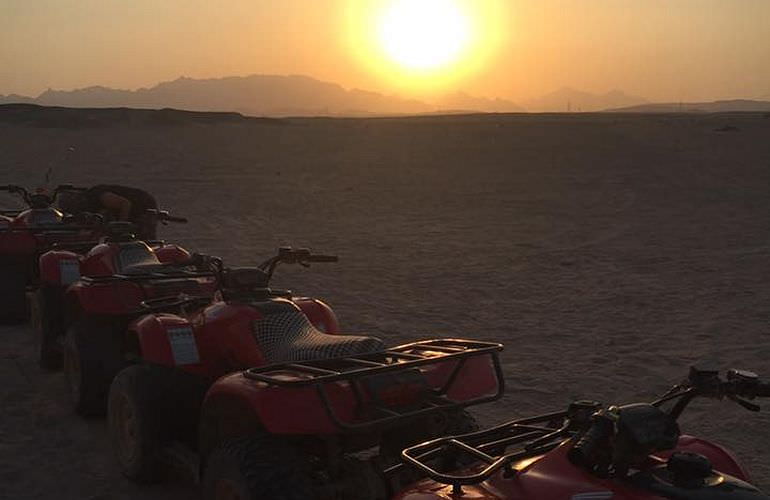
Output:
0,184,103,321
106,247,505,499
36,218,217,414
33,213,194,372
392,366,770,500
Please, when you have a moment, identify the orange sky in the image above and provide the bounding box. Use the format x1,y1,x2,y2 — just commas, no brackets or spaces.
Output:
2,0,769,102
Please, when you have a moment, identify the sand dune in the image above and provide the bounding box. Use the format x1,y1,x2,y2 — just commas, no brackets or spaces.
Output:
1,111,769,498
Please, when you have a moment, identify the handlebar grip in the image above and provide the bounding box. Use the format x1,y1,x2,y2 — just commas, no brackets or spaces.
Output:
307,255,338,263
567,415,613,467
165,216,188,223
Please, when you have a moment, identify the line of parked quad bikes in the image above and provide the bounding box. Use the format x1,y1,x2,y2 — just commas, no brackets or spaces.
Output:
0,183,768,500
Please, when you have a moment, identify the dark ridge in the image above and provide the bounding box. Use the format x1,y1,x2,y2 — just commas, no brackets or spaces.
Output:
0,103,282,128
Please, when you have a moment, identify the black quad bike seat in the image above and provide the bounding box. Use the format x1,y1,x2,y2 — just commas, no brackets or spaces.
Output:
252,299,385,363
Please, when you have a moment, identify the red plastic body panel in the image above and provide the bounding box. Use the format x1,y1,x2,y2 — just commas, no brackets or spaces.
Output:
79,243,121,277
393,436,750,499
66,280,146,315
203,349,501,435
153,244,191,264
132,296,342,380
0,229,37,254
132,302,266,377
39,250,82,286
293,297,340,333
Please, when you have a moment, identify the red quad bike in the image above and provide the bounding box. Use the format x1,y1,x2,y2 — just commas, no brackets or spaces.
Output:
38,217,218,414
0,184,103,321
33,211,195,372
106,247,505,500
392,365,770,500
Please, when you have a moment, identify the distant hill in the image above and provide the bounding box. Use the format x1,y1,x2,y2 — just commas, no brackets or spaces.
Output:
0,75,525,117
0,75,436,117
0,103,280,128
605,99,770,113
432,91,525,113
524,88,648,112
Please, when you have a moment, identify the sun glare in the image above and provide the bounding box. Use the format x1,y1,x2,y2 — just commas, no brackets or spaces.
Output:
345,0,507,94
377,0,470,71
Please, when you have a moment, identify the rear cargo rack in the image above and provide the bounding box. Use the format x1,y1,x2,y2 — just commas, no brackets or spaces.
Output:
388,410,572,494
244,339,504,431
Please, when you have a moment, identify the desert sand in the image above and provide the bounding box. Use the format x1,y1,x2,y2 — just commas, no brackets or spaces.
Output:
1,112,769,498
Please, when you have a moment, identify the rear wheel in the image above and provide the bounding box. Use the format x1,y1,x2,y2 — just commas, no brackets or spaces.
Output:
108,364,168,483
202,437,317,500
380,408,480,465
63,319,125,416
31,286,65,370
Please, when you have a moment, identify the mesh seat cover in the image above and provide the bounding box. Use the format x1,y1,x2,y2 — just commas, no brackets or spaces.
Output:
253,300,385,363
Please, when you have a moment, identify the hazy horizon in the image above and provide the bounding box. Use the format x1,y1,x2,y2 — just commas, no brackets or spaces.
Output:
2,0,770,103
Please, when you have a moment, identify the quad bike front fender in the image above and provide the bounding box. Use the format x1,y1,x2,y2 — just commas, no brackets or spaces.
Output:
152,243,191,265
65,280,144,317
130,313,208,374
39,250,82,287
0,229,38,255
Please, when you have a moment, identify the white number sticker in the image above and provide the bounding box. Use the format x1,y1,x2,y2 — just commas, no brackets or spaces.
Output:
167,326,200,365
59,260,81,285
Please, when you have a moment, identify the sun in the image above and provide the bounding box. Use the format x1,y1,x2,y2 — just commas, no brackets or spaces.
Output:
376,0,471,71
344,0,507,93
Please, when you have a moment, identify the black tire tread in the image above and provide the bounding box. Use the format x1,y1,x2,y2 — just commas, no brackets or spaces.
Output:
108,364,167,483
202,436,317,500
64,318,125,416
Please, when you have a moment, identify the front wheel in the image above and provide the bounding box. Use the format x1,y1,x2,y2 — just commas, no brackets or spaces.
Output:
202,437,317,500
63,319,125,416
0,259,29,323
31,286,66,370
108,365,168,483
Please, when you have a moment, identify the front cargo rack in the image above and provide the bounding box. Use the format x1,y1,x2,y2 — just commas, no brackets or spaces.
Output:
244,339,505,431
388,404,595,494
80,269,216,283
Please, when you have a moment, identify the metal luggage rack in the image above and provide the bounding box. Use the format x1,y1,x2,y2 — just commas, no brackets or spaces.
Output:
81,269,216,283
0,224,100,234
389,410,573,493
244,339,505,431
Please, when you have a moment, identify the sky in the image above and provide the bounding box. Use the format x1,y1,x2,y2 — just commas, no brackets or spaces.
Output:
2,0,769,103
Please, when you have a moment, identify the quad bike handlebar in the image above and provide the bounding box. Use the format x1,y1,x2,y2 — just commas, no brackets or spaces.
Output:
145,208,188,224
0,184,88,209
568,367,769,470
397,366,768,493
258,246,338,280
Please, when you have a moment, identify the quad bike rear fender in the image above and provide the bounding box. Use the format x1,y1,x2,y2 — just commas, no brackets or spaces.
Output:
293,297,340,333
206,339,504,435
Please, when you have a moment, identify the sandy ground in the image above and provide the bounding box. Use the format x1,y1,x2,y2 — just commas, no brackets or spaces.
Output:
1,112,769,498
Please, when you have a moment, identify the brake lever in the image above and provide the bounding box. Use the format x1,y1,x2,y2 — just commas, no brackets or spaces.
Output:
727,394,760,412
